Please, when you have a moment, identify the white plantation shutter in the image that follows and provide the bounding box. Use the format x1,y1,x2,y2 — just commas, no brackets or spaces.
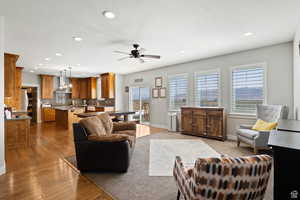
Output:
194,71,220,107
168,74,188,110
231,65,265,114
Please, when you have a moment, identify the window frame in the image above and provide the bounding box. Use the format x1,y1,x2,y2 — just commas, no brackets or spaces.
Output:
230,62,267,115
193,69,221,107
167,73,189,111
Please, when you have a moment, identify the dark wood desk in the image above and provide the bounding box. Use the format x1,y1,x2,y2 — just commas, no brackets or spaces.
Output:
268,130,300,200
75,111,136,121
278,119,300,132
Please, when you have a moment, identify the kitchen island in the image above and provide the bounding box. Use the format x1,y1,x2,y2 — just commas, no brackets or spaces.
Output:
54,106,85,129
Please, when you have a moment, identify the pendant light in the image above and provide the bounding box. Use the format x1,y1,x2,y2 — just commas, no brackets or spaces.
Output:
68,66,73,88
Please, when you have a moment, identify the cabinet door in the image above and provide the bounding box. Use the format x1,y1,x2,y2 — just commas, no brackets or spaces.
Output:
5,119,30,149
181,109,193,133
87,77,97,99
43,108,55,122
4,53,18,98
41,75,54,99
71,78,80,99
79,78,88,99
193,109,207,136
101,73,115,98
206,110,223,138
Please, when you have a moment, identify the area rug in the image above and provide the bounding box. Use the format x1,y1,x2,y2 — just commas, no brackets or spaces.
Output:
149,139,220,176
65,132,273,200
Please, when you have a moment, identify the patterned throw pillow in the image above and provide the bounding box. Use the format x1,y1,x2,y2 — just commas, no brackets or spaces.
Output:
79,116,107,136
96,113,113,134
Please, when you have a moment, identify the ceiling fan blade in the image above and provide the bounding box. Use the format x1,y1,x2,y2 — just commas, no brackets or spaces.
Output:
141,54,161,59
113,50,130,55
117,56,130,61
139,48,146,53
139,58,145,63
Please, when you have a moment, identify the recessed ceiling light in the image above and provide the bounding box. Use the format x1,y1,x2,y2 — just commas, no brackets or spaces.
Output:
180,50,185,54
55,53,63,56
244,32,253,36
102,10,116,19
38,63,43,66
30,70,34,73
77,64,81,66
34,67,38,70
45,57,51,61
73,36,83,42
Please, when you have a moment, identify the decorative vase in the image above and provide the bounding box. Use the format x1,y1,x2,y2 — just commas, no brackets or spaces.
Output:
21,89,28,111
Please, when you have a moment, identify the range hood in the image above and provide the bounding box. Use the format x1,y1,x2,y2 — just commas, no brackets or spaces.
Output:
55,71,71,93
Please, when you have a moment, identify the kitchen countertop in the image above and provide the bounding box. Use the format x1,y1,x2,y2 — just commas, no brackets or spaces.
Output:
6,116,32,121
76,111,135,118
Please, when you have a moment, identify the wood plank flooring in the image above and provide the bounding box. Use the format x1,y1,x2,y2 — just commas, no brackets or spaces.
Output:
0,122,166,200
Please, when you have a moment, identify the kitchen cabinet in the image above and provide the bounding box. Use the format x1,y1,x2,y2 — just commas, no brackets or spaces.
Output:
87,77,97,99
71,77,97,99
4,53,19,98
181,107,226,141
40,75,54,99
101,73,115,99
14,67,23,110
79,78,88,99
71,78,80,99
42,107,56,122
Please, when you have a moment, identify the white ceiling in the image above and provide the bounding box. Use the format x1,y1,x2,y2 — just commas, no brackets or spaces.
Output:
2,0,300,76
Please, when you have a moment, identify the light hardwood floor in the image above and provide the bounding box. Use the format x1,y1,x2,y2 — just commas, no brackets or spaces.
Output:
0,122,166,200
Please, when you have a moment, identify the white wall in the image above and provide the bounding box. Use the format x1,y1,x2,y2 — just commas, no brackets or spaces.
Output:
0,16,5,175
294,23,300,120
122,42,293,139
22,72,42,122
115,74,124,111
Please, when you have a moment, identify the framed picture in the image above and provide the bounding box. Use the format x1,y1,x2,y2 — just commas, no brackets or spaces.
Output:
159,87,166,98
155,77,163,88
152,88,159,98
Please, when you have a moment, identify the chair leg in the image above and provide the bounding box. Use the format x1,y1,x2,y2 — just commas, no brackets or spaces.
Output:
177,190,181,200
237,139,240,147
254,147,258,154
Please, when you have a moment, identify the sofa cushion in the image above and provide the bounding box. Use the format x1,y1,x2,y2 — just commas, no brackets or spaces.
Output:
114,130,136,144
237,128,258,139
79,116,107,136
113,122,136,132
88,134,135,147
96,113,113,134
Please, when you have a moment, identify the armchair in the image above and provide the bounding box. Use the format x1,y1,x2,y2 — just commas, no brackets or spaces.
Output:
72,119,137,173
173,155,272,200
236,104,287,153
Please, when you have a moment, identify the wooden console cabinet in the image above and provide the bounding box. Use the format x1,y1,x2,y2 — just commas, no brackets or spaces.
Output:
181,107,226,141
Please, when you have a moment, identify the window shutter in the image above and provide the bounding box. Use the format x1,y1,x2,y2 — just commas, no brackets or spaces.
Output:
194,71,220,107
168,74,188,110
232,66,265,114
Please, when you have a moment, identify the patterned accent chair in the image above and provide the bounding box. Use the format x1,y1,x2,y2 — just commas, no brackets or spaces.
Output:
236,104,287,153
173,155,272,200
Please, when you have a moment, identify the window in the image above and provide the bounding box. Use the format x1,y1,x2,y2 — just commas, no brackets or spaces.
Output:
194,70,220,107
231,64,266,114
168,74,188,110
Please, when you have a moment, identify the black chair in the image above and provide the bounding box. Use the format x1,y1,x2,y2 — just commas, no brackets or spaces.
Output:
72,123,135,173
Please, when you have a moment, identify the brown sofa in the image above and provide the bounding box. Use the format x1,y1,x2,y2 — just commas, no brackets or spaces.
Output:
72,114,137,173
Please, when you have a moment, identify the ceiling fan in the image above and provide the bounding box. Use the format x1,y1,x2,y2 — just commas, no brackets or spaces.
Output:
114,44,161,63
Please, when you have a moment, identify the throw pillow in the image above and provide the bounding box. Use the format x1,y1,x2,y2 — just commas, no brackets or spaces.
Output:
79,116,107,136
96,113,113,134
252,119,278,131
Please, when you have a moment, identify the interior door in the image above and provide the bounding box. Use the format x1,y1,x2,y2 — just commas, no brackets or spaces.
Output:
129,87,150,124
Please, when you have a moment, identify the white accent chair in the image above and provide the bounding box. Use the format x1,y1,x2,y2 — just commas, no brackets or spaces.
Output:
236,104,288,153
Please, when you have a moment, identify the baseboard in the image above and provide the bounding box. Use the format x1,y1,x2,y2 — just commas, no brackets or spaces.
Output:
0,164,6,176
150,123,168,129
227,134,237,141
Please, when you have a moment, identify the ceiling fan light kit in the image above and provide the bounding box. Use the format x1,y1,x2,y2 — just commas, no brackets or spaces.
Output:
114,44,161,63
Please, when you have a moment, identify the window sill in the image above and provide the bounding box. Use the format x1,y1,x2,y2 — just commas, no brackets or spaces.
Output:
228,113,256,119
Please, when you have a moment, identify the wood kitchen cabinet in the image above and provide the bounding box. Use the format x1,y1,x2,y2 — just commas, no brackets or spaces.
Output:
4,53,19,108
101,73,115,99
71,77,97,99
181,107,226,141
40,75,54,99
14,67,23,110
71,78,80,99
5,118,30,151
42,107,56,122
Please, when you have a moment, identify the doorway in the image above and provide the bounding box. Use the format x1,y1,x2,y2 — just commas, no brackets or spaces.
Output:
129,87,150,124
